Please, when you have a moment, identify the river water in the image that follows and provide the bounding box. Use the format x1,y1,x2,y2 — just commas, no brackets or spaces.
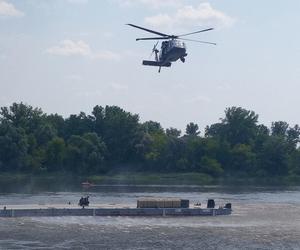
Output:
0,185,300,249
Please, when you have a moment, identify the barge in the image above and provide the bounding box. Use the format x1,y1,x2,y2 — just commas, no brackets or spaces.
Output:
0,198,232,218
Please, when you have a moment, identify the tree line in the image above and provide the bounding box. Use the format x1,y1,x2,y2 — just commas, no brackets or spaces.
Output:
0,103,299,179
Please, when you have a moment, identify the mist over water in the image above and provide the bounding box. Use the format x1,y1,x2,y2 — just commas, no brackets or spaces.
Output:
1,185,300,249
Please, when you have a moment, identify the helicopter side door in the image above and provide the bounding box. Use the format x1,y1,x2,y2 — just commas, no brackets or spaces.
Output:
159,41,169,62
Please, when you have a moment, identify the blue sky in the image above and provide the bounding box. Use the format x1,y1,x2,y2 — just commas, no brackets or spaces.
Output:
0,0,300,132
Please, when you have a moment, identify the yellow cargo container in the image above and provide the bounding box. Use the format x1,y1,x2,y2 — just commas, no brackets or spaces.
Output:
137,198,184,208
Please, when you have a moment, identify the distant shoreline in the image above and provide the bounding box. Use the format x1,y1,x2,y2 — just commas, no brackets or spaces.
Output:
1,172,299,188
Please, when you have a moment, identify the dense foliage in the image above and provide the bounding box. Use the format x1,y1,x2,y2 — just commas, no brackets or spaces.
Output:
0,103,299,179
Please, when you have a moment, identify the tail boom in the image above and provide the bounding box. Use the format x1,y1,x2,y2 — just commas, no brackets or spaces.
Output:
142,60,171,67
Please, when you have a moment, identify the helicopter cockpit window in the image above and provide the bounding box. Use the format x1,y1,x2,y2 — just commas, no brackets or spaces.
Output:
168,40,185,49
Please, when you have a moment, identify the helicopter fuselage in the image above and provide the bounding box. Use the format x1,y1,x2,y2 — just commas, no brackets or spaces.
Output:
142,39,187,68
159,39,187,65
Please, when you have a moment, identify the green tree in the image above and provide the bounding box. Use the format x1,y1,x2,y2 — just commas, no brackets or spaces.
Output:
222,107,258,146
253,124,270,152
25,147,46,172
64,112,93,138
271,121,289,137
289,150,300,176
163,137,186,171
35,123,56,146
46,114,65,138
184,136,205,171
166,127,181,138
144,132,168,170
0,122,28,171
229,144,256,175
102,106,142,163
0,102,45,134
92,105,104,136
287,125,300,150
270,122,299,152
205,123,225,138
200,156,224,177
207,107,259,146
142,121,164,135
65,133,107,173
185,122,200,136
257,136,289,176
45,137,66,171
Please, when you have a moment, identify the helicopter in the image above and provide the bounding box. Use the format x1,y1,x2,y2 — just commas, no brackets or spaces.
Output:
127,23,216,73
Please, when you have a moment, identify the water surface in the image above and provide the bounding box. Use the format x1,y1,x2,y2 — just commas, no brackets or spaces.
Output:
0,185,299,249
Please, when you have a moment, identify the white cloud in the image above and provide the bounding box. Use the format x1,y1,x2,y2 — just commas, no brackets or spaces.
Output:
93,51,121,61
184,95,211,104
102,32,113,38
172,83,185,90
109,82,128,91
0,1,24,17
65,74,83,81
46,40,91,56
216,82,231,91
145,14,173,27
75,90,102,98
116,0,182,8
145,3,235,29
122,49,144,59
46,40,121,61
0,51,6,60
66,0,88,4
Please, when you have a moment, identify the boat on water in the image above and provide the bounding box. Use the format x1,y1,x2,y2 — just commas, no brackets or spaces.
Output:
81,181,94,187
0,198,232,217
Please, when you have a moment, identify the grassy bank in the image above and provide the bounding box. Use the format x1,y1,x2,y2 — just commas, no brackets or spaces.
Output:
86,172,214,185
1,172,300,188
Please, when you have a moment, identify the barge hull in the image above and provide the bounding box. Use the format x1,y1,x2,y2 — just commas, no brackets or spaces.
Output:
0,208,231,217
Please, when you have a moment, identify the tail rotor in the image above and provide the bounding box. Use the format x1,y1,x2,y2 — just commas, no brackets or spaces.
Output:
149,41,159,61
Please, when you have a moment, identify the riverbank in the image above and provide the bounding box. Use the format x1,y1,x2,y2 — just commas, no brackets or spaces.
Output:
0,172,299,192
0,172,213,193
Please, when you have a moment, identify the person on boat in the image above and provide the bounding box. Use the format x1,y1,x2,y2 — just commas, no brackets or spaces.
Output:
78,196,90,208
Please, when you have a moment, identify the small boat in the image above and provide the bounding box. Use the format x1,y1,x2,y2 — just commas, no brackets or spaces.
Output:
81,181,93,187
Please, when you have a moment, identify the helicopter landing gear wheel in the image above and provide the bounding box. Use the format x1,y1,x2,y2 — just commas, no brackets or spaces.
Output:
180,57,185,63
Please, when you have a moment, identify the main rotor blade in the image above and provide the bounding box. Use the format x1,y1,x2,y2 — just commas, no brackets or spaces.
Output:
180,38,216,45
127,24,169,37
136,37,169,41
178,28,214,37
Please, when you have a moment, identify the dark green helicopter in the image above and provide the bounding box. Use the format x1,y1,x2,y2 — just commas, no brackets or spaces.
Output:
127,24,216,73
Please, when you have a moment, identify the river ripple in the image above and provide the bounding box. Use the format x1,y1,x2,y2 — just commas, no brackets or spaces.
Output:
0,186,300,249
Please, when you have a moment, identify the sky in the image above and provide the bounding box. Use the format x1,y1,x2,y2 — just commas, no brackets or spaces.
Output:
0,0,300,133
